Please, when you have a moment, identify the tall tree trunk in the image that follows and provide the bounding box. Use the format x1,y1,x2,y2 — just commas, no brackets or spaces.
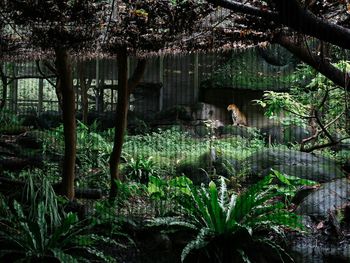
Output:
109,49,128,200
55,48,76,200
78,61,89,124
0,64,7,111
109,50,146,200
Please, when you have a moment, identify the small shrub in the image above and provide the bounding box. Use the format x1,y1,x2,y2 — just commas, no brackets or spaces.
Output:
151,174,305,262
0,177,117,262
0,110,25,134
147,175,192,216
124,156,158,184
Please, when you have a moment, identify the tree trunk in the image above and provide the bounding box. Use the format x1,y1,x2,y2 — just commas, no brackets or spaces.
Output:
109,50,146,200
55,48,76,200
0,64,7,111
109,49,128,200
78,61,89,124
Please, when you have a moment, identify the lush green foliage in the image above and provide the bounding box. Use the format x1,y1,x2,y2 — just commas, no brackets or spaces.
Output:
0,178,117,263
39,123,266,190
147,175,193,216
123,127,265,178
151,174,304,262
0,109,24,133
271,170,317,197
254,90,309,127
124,156,158,183
256,61,350,138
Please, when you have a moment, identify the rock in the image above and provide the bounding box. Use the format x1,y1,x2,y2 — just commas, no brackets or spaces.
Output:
176,162,210,186
38,111,61,129
0,134,44,171
19,113,39,128
16,132,43,149
153,106,193,125
98,111,115,130
260,125,284,144
213,155,240,178
260,125,311,144
194,124,210,137
283,125,311,144
86,111,100,125
219,125,256,139
192,121,214,137
332,138,350,152
153,103,227,127
191,102,227,122
296,178,350,218
241,149,345,182
176,152,214,185
127,112,150,135
290,235,350,263
0,155,43,171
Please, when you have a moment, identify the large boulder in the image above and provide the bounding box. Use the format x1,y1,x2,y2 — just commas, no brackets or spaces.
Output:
176,151,216,185
191,102,227,123
218,125,257,139
213,156,240,178
331,138,350,152
19,112,39,128
0,133,44,172
153,103,228,127
192,120,224,137
37,110,61,129
153,106,193,125
241,148,345,182
260,125,311,145
295,178,350,218
176,160,210,186
290,236,350,263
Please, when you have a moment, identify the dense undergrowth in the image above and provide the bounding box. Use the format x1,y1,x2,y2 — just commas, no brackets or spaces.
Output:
1,111,349,262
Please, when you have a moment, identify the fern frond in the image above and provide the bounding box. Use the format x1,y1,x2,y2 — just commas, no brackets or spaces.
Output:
147,217,197,230
218,176,228,211
181,227,213,262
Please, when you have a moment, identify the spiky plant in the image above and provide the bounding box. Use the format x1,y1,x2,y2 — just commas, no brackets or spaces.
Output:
0,178,118,262
151,174,304,262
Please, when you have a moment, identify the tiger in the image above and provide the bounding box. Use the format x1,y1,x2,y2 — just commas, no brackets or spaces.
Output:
227,103,247,126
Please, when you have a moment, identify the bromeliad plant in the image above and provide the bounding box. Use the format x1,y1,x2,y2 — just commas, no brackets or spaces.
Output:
152,174,304,262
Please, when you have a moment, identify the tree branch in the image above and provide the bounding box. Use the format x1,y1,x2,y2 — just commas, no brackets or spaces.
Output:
36,60,56,87
275,35,350,91
271,0,350,50
208,0,278,21
211,0,350,50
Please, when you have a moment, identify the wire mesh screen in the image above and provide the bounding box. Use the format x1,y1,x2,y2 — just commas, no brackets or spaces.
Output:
1,45,350,262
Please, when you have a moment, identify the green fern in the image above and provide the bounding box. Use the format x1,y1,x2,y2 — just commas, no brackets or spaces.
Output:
0,186,117,262
152,173,305,262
